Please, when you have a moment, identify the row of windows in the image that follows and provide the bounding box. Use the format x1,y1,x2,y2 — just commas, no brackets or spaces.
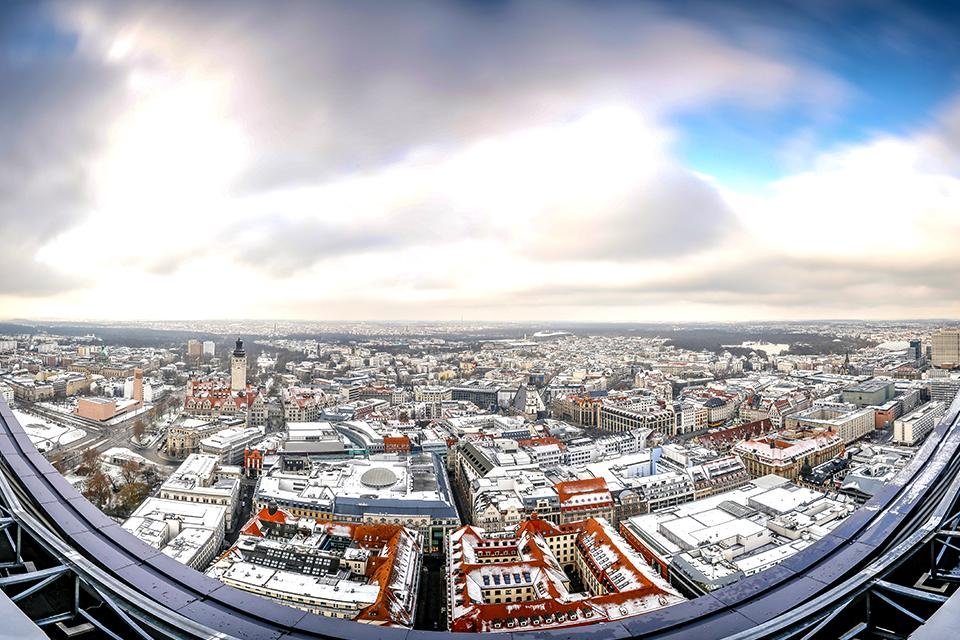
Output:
487,587,533,597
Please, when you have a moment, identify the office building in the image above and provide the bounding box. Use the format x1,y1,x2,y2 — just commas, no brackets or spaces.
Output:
254,453,460,552
620,475,853,595
841,379,896,407
932,329,960,369
732,431,844,480
893,401,945,445
122,497,225,570
159,453,241,529
199,425,265,464
785,403,875,444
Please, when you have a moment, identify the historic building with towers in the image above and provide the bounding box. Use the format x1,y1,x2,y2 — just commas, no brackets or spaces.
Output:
183,338,265,425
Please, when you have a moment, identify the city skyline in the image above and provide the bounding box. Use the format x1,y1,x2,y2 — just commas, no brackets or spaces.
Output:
3,1,960,322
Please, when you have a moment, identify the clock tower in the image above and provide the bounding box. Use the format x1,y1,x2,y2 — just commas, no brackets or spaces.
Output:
231,338,247,392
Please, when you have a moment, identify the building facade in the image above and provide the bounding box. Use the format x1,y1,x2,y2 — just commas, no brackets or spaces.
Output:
732,432,844,480
932,329,960,369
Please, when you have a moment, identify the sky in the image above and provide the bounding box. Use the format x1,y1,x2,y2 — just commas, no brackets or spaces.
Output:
2,0,960,323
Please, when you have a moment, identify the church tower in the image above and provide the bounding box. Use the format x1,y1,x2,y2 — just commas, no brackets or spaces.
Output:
231,338,247,392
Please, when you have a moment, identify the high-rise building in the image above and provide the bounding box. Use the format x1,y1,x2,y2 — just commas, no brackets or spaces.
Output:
231,338,247,392
932,329,960,369
910,339,923,361
133,368,143,405
187,339,202,360
202,341,215,357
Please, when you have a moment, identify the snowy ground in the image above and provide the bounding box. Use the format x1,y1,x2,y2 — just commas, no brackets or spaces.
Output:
37,400,79,414
12,409,86,453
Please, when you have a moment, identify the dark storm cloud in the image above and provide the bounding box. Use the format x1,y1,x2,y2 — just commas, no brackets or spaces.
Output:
0,4,126,295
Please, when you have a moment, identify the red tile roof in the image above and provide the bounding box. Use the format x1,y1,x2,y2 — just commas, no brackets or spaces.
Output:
555,477,608,501
447,517,682,633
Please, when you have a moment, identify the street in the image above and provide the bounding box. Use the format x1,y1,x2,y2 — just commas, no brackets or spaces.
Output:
19,400,182,472
414,554,446,631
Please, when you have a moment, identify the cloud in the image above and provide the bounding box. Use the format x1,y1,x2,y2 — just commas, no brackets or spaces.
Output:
0,5,127,295
17,0,811,296
484,252,960,320
733,127,960,264
8,0,959,322
234,219,397,276
204,107,738,274
526,163,737,261
60,0,848,189
452,91,960,319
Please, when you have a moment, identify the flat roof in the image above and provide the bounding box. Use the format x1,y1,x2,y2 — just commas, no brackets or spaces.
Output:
845,379,894,393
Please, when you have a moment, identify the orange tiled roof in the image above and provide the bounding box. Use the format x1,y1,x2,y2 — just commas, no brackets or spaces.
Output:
555,477,610,503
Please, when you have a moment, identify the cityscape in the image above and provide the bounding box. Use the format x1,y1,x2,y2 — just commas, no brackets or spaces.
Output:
0,320,960,637
3,1,960,640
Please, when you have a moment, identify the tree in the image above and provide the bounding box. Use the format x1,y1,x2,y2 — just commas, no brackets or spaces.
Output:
120,459,140,485
116,482,150,515
141,466,160,489
83,470,112,509
132,420,146,443
80,447,100,472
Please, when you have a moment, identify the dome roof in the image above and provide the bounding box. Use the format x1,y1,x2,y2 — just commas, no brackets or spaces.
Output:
360,467,398,488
